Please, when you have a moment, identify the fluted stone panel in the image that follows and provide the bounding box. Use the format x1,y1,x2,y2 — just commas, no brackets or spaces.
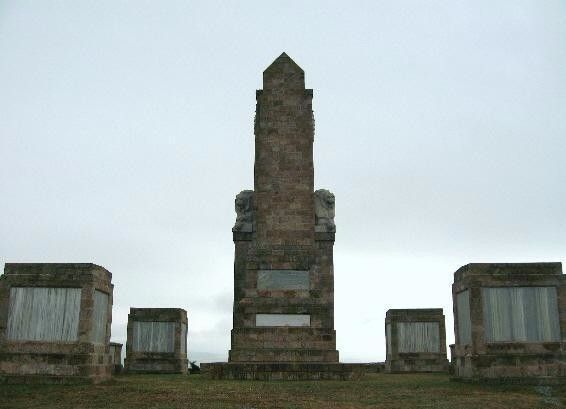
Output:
132,321,175,353
91,290,109,344
181,323,187,354
482,286,560,342
397,322,440,353
456,290,471,345
386,323,391,354
6,287,81,342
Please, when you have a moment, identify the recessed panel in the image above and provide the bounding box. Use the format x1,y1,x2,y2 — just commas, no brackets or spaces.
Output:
255,314,310,327
386,323,392,356
6,287,81,342
180,323,187,354
482,286,560,342
132,321,176,352
397,322,440,353
257,270,309,290
91,290,109,344
456,290,471,345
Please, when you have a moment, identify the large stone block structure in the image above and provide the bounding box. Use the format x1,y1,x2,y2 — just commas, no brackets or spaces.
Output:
124,308,188,374
0,263,113,384
384,309,448,373
451,263,566,383
202,53,358,380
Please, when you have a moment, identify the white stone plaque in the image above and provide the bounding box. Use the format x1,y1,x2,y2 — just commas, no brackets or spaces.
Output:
257,270,309,290
132,321,176,352
6,287,81,342
255,314,310,327
482,286,560,342
397,322,440,353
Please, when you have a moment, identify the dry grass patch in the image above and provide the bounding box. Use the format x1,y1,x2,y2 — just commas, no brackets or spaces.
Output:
0,373,564,409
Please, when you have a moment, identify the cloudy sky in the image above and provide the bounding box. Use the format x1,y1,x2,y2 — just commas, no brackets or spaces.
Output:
1,1,565,363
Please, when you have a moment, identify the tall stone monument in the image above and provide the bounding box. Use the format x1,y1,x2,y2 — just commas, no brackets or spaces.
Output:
202,53,357,380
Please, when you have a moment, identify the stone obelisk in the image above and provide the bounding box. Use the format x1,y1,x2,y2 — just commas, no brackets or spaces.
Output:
202,53,356,380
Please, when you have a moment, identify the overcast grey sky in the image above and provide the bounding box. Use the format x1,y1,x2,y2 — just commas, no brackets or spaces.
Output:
1,1,565,363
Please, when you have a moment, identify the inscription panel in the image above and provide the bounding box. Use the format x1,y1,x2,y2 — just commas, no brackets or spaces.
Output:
91,290,109,344
181,323,187,354
398,322,440,353
456,290,472,345
257,270,309,290
7,287,81,342
256,314,310,327
482,286,560,342
132,321,175,353
386,323,392,355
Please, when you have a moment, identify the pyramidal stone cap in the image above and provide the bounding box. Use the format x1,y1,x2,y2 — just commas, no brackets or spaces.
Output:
262,52,305,90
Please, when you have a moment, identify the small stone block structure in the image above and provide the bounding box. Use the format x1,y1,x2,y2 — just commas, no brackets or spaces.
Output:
0,263,114,384
451,263,566,383
109,342,123,373
384,309,448,373
124,308,188,374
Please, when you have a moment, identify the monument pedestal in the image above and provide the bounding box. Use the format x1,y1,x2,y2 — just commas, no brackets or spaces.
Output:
201,362,363,381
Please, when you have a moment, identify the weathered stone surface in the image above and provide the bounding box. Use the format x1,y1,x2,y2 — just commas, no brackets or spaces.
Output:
124,308,188,374
385,309,449,373
0,263,114,384
450,262,566,383
206,53,350,380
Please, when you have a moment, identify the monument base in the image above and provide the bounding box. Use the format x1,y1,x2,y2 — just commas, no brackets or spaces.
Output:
385,354,449,373
125,353,188,374
450,351,566,384
201,362,364,380
0,343,112,384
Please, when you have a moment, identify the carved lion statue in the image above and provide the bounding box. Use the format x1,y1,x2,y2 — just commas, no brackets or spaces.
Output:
233,190,254,232
314,189,336,232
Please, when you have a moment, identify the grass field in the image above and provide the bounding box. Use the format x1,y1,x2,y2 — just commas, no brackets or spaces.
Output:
0,373,564,409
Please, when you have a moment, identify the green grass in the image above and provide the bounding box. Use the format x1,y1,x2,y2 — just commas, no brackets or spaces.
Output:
0,373,565,409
